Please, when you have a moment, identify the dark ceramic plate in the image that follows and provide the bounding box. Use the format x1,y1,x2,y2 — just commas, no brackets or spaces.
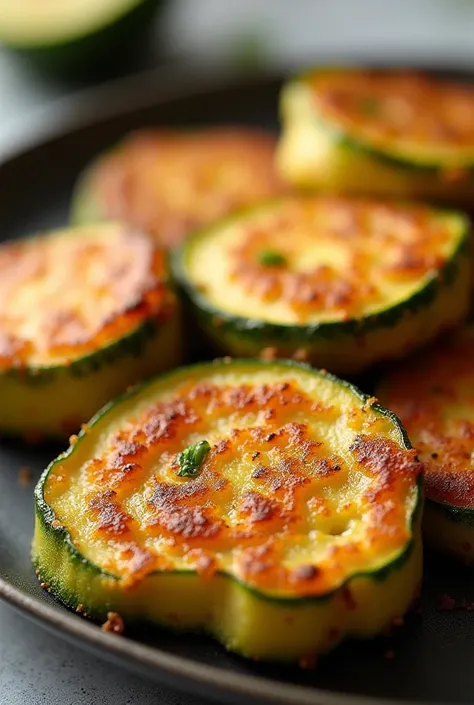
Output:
1,68,474,705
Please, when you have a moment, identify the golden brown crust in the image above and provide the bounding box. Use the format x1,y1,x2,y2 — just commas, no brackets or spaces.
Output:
51,377,421,594
92,128,287,249
0,225,176,369
378,329,474,508
310,70,474,159
228,197,452,321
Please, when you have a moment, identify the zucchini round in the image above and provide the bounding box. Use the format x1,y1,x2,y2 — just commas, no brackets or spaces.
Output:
0,0,163,76
0,223,181,438
277,68,474,203
33,358,422,662
71,128,286,249
377,327,474,562
173,195,470,375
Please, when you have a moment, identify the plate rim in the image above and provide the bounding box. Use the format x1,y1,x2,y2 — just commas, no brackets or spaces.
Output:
0,65,458,705
0,577,430,705
0,63,285,163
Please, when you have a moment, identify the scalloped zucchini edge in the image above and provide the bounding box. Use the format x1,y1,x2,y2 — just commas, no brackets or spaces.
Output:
33,359,423,661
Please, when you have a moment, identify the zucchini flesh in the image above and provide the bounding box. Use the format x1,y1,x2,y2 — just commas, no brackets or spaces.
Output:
277,68,474,202
33,359,422,662
174,196,470,374
377,327,474,562
0,223,180,437
71,128,286,250
0,0,144,45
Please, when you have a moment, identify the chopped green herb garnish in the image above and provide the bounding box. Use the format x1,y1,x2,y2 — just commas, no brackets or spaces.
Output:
258,250,287,267
359,96,380,116
177,440,211,478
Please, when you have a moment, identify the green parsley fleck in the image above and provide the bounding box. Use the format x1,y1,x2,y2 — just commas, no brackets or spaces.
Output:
177,440,211,478
258,250,287,267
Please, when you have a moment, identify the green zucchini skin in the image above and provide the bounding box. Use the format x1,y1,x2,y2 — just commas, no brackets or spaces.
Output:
326,122,474,175
33,359,423,661
172,201,471,375
175,234,467,341
2,0,164,77
5,316,158,385
277,69,474,204
1,315,181,439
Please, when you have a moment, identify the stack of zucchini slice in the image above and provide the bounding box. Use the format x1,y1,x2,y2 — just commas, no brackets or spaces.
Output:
13,69,474,664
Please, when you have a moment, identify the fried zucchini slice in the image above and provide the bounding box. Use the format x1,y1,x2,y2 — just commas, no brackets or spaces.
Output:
0,223,180,438
278,68,474,203
173,196,470,375
33,359,422,662
71,128,286,249
0,0,162,76
377,327,474,562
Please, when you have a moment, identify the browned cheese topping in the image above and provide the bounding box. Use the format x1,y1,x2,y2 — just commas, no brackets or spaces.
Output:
311,70,474,162
46,377,421,595
0,225,176,369
379,329,474,509
92,129,287,249
226,197,452,322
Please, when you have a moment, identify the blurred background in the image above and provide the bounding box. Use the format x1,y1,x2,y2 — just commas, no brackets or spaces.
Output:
1,0,474,151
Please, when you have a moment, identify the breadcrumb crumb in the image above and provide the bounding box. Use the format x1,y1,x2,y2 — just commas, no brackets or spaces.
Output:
292,348,308,362
259,346,277,361
18,467,31,486
102,612,125,635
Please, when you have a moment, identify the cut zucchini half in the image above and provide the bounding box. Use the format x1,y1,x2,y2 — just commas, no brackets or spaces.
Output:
33,358,422,662
0,223,180,438
377,326,474,562
0,0,162,75
278,68,474,203
71,128,286,250
173,196,471,375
